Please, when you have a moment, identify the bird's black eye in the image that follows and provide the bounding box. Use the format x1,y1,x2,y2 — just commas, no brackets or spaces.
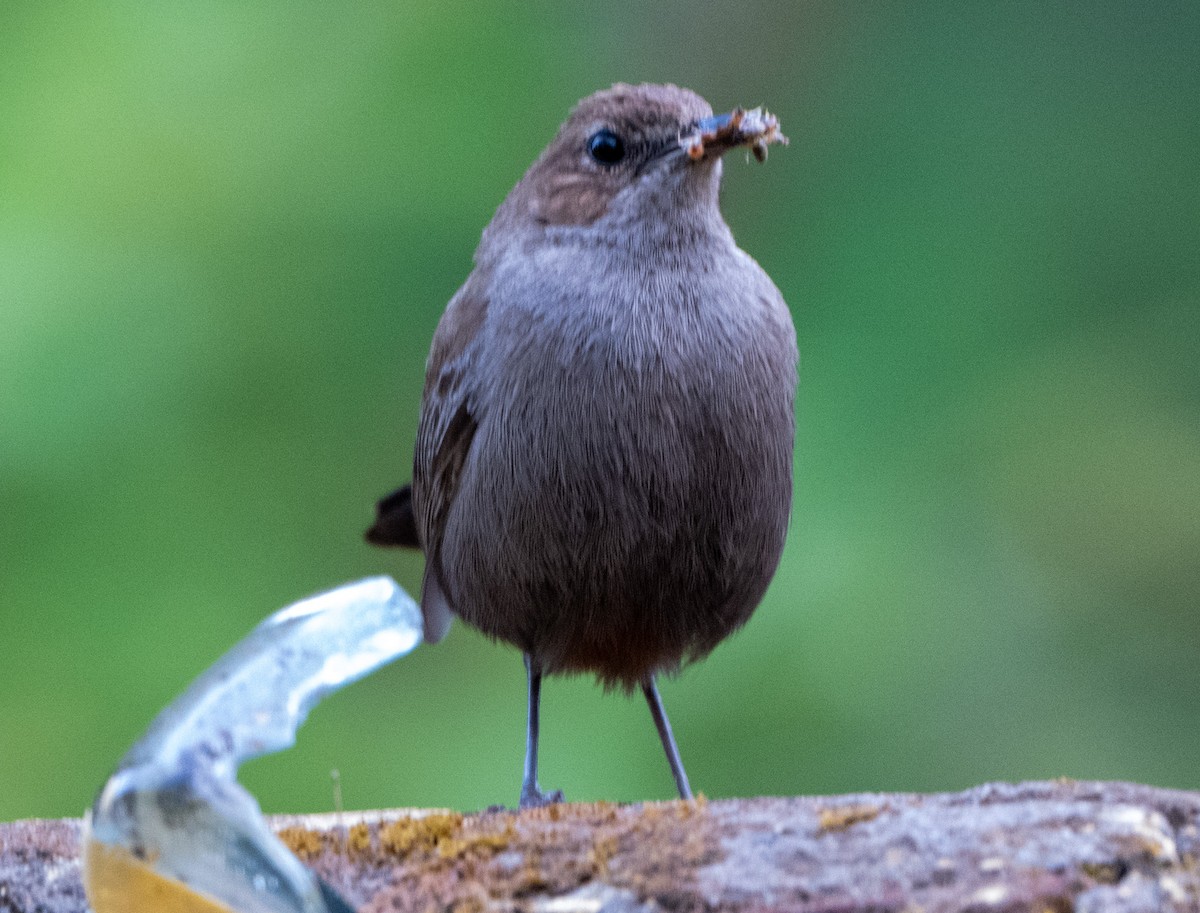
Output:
587,129,625,165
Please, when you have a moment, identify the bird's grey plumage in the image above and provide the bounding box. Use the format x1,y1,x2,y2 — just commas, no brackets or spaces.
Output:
403,83,797,687
369,83,795,805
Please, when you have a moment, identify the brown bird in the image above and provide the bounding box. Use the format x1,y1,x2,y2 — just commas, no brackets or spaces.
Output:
368,83,796,807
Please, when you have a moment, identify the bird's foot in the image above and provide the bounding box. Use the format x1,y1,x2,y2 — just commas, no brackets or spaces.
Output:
518,783,565,809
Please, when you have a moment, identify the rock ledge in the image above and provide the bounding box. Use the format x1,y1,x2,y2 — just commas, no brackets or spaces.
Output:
2,780,1198,912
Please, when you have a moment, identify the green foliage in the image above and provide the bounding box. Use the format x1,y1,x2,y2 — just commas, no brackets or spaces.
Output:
2,2,1198,820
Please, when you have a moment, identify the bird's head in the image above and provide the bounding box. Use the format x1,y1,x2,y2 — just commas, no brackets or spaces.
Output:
489,83,786,241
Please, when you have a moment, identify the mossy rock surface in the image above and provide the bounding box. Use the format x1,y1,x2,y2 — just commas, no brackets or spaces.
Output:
3,781,1199,912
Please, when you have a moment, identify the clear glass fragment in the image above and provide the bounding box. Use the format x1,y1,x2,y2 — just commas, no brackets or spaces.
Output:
83,576,423,913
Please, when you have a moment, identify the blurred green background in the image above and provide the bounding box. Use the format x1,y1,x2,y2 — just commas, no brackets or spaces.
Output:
2,2,1198,822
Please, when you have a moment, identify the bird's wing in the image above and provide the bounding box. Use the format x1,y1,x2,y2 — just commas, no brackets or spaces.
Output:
411,270,490,642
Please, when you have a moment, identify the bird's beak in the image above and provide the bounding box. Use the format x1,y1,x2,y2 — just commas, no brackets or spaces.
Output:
681,107,788,163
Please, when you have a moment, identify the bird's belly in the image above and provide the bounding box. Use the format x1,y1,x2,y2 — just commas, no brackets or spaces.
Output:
441,366,794,686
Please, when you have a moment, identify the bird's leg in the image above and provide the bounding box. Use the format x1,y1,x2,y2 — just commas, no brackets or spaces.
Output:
642,676,694,800
520,654,564,808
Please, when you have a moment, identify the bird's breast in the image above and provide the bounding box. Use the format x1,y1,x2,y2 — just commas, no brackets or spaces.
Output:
438,245,796,681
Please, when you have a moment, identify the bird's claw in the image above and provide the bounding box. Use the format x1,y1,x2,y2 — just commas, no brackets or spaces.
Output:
519,784,565,809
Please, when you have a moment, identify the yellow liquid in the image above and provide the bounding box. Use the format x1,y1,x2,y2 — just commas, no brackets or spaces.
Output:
83,838,238,913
